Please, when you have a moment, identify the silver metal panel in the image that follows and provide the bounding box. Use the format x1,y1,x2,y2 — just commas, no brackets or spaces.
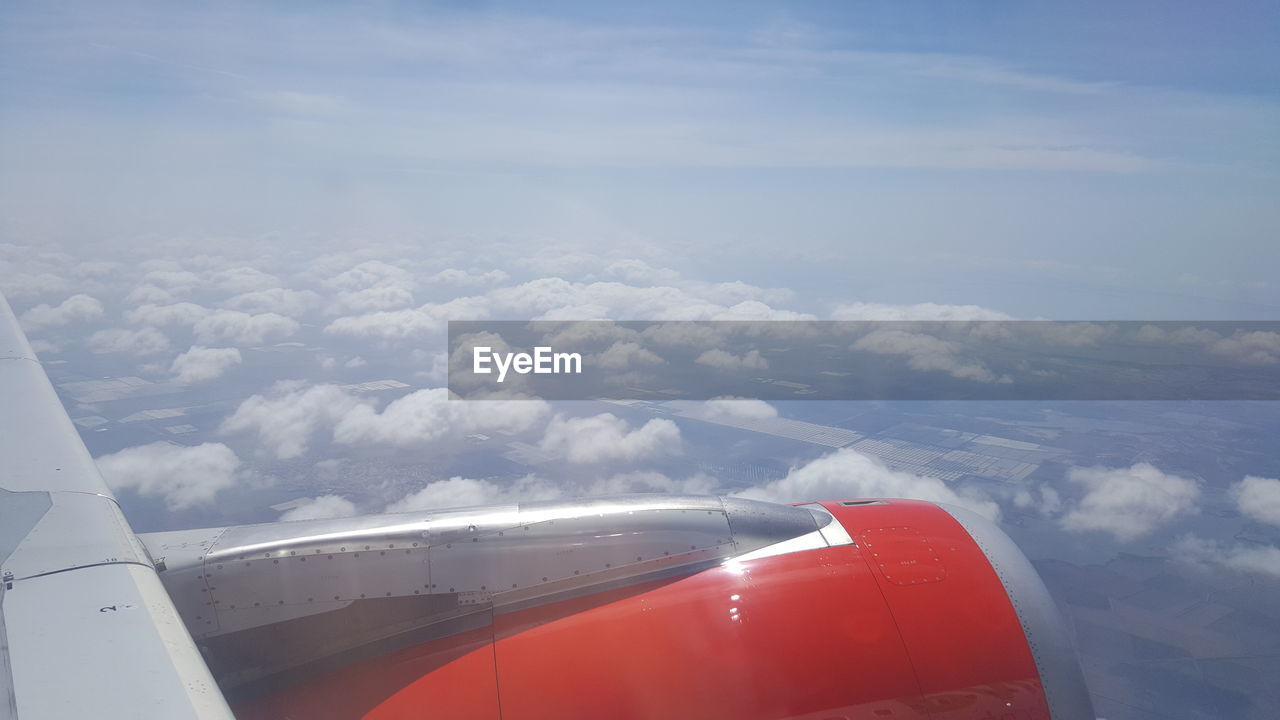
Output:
937,503,1095,720
141,494,829,644
428,506,734,594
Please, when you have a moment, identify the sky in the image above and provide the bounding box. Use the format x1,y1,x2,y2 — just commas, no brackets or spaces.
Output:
2,0,1278,319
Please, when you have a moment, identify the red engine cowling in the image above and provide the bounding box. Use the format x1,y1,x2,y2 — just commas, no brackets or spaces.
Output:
227,499,1092,720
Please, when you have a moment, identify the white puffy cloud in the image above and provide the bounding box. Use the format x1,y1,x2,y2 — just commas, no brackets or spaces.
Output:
143,269,201,290
1233,475,1280,526
852,329,1006,383
221,384,368,460
592,341,665,370
583,470,717,496
322,276,813,345
1059,463,1199,541
87,327,171,355
333,388,549,447
223,288,321,317
324,297,489,342
386,477,503,512
125,302,211,327
701,397,778,421
1,272,70,299
1012,485,1062,517
95,442,241,510
695,348,768,371
710,300,814,321
429,268,510,288
124,284,177,305
539,413,681,464
279,495,358,521
831,302,1014,321
1208,331,1280,365
327,260,416,312
737,448,999,521
19,294,104,331
71,261,123,278
327,260,413,291
170,346,242,383
211,267,280,294
603,259,681,285
336,285,417,312
382,470,709,514
194,310,299,345
1175,535,1280,579
1137,326,1280,365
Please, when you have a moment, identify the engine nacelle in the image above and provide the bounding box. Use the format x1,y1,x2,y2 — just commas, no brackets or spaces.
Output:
143,497,1093,719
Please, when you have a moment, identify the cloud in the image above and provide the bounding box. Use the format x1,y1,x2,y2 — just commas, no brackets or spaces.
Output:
324,298,490,342
710,301,815,321
170,346,242,383
830,302,1014,321
1012,485,1062,517
1233,475,1280,526
124,284,177,305
583,470,717,496
87,327,171,355
852,328,1006,383
695,348,769,371
386,477,503,512
383,470,710,513
1,273,70,300
1137,326,1280,365
95,442,241,510
143,269,201,290
1059,463,1199,541
1175,535,1280,579
125,302,211,327
603,259,680,285
1207,331,1280,366
327,260,416,312
333,387,549,447
592,341,665,370
278,494,358,521
701,396,778,421
193,310,299,345
223,287,321,317
211,266,281,294
539,413,681,464
221,384,367,460
19,294,104,331
429,268,510,288
737,447,999,521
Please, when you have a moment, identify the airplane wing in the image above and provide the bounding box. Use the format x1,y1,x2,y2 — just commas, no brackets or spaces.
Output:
0,293,234,718
0,288,1094,719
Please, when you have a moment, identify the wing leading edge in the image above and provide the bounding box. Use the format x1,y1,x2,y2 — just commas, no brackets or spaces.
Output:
0,291,234,719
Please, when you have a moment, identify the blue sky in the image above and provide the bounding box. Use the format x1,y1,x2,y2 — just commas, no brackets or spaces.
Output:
2,0,1277,318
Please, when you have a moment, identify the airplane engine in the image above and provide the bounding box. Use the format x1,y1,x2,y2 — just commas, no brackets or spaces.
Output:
140,496,1093,720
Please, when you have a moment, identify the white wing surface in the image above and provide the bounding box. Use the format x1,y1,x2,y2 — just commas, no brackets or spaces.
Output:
0,291,234,719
